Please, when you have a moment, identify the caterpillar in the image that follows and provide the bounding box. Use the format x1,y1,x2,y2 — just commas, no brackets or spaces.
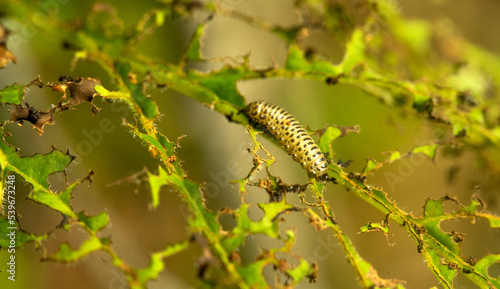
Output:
245,101,329,181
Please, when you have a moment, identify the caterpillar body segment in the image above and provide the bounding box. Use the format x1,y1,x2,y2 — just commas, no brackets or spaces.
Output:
245,101,329,181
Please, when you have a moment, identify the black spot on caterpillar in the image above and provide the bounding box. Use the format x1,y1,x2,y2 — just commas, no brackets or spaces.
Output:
245,101,329,181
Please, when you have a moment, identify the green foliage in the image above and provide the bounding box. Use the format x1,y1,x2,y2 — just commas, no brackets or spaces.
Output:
0,0,499,288
0,84,24,105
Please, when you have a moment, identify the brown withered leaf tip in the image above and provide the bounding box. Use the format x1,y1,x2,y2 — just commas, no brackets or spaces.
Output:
0,24,17,68
10,103,55,135
8,76,102,135
53,76,102,115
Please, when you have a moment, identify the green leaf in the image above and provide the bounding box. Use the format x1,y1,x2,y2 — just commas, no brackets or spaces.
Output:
237,260,269,288
0,217,47,248
284,45,341,75
185,24,205,61
286,258,314,284
30,179,82,218
392,19,431,55
410,196,500,287
450,115,468,136
412,144,438,159
2,1,500,288
412,83,432,112
222,202,293,252
420,237,456,288
187,66,248,107
447,65,490,97
45,235,104,262
137,241,190,285
388,151,402,162
77,211,109,232
318,126,342,155
473,254,500,288
340,28,366,73
420,198,458,253
31,189,76,218
94,85,128,99
469,107,485,125
273,26,302,44
0,84,24,104
147,166,169,208
0,136,75,216
487,215,500,228
133,125,221,235
304,208,405,288
361,145,436,176
359,222,390,234
115,62,159,119
284,45,310,71
131,126,178,165
0,142,72,190
362,158,381,174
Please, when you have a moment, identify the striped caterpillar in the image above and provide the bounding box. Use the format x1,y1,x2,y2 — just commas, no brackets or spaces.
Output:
245,101,329,181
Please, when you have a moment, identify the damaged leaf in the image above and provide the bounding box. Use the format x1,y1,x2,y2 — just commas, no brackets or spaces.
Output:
0,84,24,104
0,24,17,68
52,76,102,114
43,235,105,262
3,76,104,135
9,104,55,135
0,131,76,215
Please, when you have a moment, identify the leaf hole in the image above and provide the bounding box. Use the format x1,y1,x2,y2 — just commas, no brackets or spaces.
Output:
488,262,500,279
217,212,236,231
247,204,264,222
48,172,68,193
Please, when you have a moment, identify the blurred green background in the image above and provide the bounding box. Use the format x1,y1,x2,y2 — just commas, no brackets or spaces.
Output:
0,0,499,288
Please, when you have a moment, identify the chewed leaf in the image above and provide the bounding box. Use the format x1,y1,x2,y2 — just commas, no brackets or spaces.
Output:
473,254,500,288
185,24,205,61
136,240,190,285
0,84,24,104
129,123,179,162
9,103,56,134
221,202,292,252
487,216,500,228
31,189,76,218
116,62,159,120
286,259,316,284
77,211,109,232
0,217,47,248
304,208,405,288
412,144,438,159
362,143,437,175
340,28,366,73
187,66,248,107
285,45,341,75
147,166,169,208
3,76,105,134
362,158,381,174
411,196,500,287
0,133,74,211
285,45,310,71
420,198,458,253
1,1,500,288
359,222,390,234
44,235,104,262
388,151,402,162
236,260,269,288
318,126,342,155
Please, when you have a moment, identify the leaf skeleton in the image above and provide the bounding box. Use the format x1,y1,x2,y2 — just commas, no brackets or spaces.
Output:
245,100,329,181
